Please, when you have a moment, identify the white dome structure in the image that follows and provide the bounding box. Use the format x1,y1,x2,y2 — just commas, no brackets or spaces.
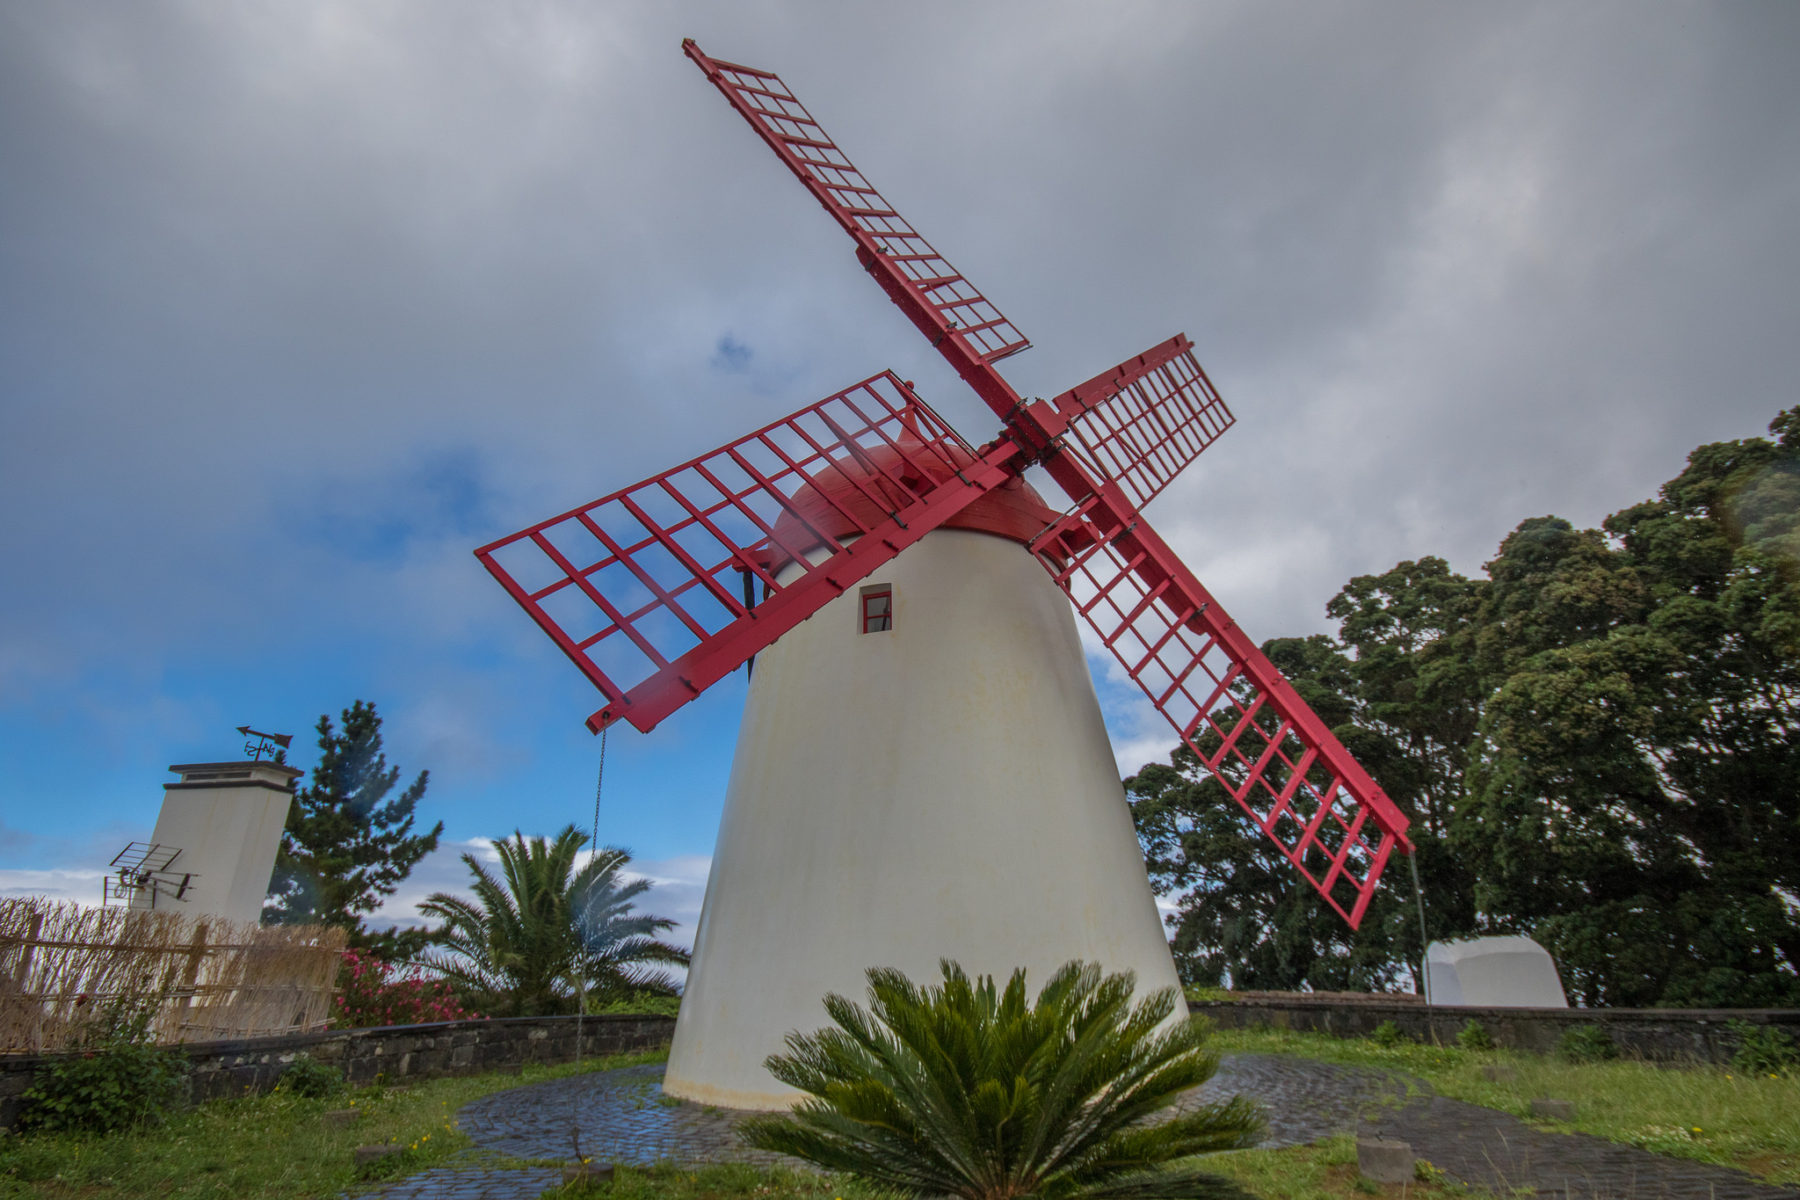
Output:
1426,936,1568,1008
662,460,1183,1109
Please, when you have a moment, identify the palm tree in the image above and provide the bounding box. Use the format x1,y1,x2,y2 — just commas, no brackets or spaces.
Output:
740,960,1263,1200
418,825,688,1016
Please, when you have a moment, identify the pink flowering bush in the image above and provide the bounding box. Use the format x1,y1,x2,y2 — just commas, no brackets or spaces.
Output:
333,949,482,1028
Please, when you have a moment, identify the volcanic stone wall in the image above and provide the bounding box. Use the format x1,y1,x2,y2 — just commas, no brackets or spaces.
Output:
0,1013,673,1131
1190,995,1800,1062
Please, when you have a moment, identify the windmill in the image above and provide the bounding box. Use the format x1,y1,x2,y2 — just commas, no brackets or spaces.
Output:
475,41,1413,1108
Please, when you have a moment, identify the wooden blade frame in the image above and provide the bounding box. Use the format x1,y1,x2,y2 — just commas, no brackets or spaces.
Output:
475,374,1020,734
684,40,1030,365
1031,494,1405,925
1056,339,1237,511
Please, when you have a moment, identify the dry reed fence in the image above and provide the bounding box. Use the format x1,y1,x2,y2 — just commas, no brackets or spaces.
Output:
0,898,346,1054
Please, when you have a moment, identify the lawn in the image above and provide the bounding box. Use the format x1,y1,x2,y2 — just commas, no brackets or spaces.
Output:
1209,1024,1800,1185
0,1049,665,1200
5,1024,1795,1199
541,1140,1467,1200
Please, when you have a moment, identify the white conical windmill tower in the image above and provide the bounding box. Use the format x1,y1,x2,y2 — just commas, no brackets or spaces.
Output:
476,41,1413,1111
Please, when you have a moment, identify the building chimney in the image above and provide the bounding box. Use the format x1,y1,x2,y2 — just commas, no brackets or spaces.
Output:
127,760,302,925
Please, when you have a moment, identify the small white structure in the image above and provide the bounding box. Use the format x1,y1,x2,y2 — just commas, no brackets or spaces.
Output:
126,760,300,925
1426,936,1567,1008
663,479,1184,1109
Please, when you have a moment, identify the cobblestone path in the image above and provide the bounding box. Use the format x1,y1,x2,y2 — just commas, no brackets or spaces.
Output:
350,1056,1800,1199
1365,1094,1800,1200
1184,1052,1414,1148
456,1062,791,1167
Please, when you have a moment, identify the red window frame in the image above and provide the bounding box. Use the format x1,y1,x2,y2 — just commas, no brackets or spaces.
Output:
860,585,892,634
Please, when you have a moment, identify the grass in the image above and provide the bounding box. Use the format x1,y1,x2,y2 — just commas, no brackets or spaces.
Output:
1210,1024,1800,1184
546,1162,889,1200
8,1023,1797,1199
0,1049,666,1200
1208,1135,1463,1200
543,1139,1466,1200
0,1039,1471,1200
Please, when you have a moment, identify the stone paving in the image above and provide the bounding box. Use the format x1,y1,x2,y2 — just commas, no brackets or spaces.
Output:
1366,1094,1800,1200
350,1055,1800,1200
1183,1052,1413,1148
457,1062,792,1168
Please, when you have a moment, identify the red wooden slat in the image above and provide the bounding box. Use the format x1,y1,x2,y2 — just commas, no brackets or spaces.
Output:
1046,336,1237,510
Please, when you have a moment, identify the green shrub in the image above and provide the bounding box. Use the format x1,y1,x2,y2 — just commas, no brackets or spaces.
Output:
585,990,681,1017
277,1052,343,1098
1455,1019,1495,1051
1557,1024,1618,1063
1728,1020,1798,1076
17,995,187,1134
1369,1020,1408,1048
740,960,1264,1200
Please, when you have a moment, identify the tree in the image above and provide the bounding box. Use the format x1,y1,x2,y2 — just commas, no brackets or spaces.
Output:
1130,409,1800,1006
418,825,688,1017
740,960,1262,1200
1459,410,1800,1005
263,700,443,960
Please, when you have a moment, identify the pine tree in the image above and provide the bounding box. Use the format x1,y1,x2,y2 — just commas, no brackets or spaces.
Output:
264,700,443,960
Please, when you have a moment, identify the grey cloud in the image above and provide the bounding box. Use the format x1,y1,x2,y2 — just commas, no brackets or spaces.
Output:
1,1,1795,792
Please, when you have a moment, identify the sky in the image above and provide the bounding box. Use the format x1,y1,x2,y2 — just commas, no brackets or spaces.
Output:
3,1,1797,952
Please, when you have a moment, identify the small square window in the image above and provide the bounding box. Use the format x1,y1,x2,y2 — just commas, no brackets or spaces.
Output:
860,585,892,634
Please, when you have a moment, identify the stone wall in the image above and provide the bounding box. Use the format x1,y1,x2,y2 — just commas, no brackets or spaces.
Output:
1190,995,1800,1063
0,1013,673,1131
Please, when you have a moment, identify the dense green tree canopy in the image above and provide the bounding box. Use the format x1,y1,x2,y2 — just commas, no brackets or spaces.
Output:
263,700,443,960
1130,409,1800,1006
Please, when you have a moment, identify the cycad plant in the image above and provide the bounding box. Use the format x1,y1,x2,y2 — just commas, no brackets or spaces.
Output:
740,960,1263,1200
418,825,688,1016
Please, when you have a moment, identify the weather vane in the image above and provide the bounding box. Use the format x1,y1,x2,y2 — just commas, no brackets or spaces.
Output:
236,724,292,762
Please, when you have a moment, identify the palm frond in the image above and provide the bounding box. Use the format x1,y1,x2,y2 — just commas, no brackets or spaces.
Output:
415,828,686,1016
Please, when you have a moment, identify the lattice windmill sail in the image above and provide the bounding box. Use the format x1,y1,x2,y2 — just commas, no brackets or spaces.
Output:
477,41,1412,1109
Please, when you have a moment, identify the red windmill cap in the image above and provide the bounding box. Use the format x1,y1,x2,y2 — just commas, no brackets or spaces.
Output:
765,436,1061,573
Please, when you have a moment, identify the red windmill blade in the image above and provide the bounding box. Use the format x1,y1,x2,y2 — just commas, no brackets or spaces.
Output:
681,42,1030,367
475,375,1024,734
480,43,1412,929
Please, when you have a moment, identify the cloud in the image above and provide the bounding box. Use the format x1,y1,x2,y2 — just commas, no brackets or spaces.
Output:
0,867,107,905
709,335,753,375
